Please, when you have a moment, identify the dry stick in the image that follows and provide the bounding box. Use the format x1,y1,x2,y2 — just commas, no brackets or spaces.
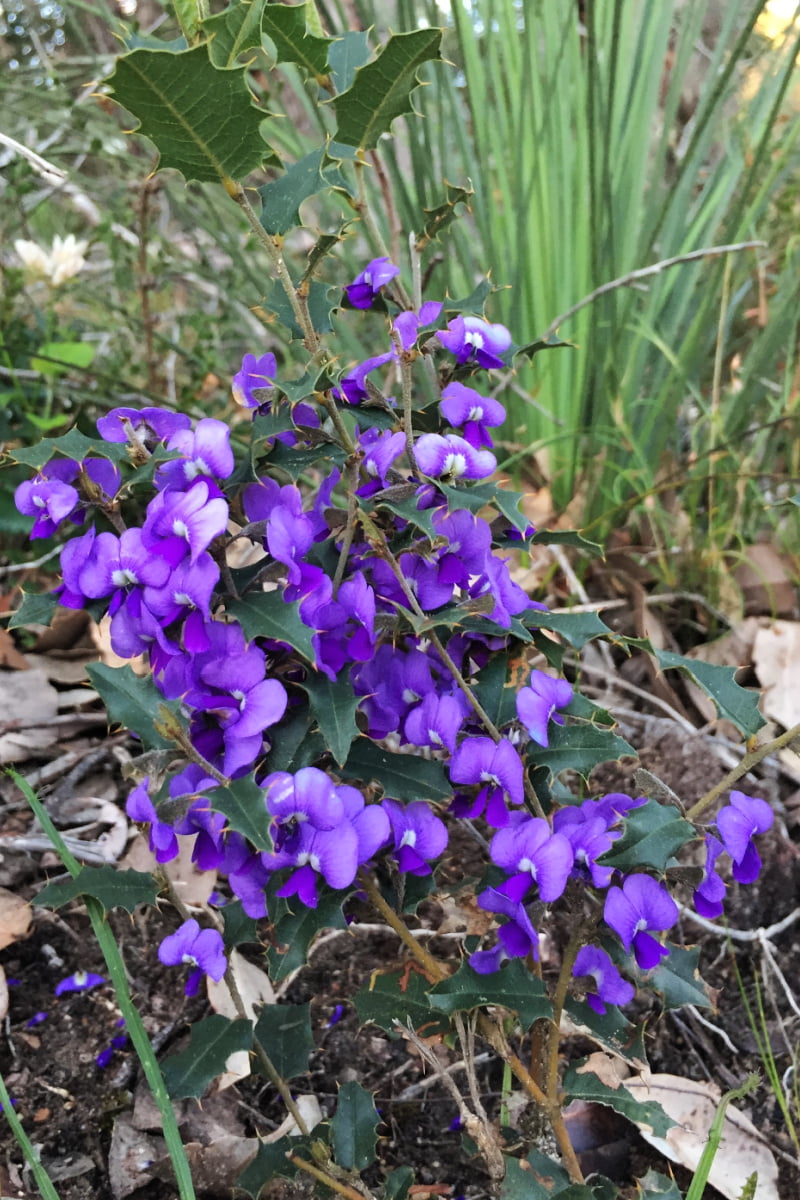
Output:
545,930,584,1102
289,1155,374,1200
685,720,800,821
354,158,414,312
369,148,401,268
333,456,363,594
357,869,448,982
137,178,159,395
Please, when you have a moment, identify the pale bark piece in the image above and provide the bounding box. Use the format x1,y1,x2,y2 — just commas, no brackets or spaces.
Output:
0,668,59,724
0,887,32,950
108,1114,160,1199
0,964,8,1022
622,1073,779,1200
753,621,800,729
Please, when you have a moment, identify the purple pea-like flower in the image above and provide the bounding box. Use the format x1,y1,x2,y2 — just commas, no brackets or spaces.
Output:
159,418,235,489
357,427,406,496
439,381,506,449
264,767,345,843
55,971,105,996
604,874,678,970
345,257,400,309
516,670,573,748
393,301,443,351
469,887,540,974
716,790,773,884
693,834,727,918
15,477,79,539
573,945,635,1015
126,778,179,863
382,798,448,875
334,351,396,405
158,918,227,997
404,692,466,754
449,736,524,827
490,814,574,902
232,352,278,408
414,433,496,482
142,478,229,565
437,316,512,370
96,406,191,446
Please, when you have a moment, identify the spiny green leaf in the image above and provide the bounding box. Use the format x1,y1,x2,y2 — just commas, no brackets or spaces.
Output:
429,960,552,1028
648,944,714,1010
564,996,647,1067
373,492,438,540
268,887,348,983
655,649,766,739
301,672,360,767
236,1135,306,1196
222,900,258,948
530,723,636,779
530,528,603,555
514,334,574,361
562,1057,673,1137
601,799,696,872
34,866,157,914
525,607,612,649
353,967,450,1037
262,708,325,774
333,29,442,150
262,438,349,479
416,182,473,251
228,590,316,662
86,663,174,749
328,29,371,93
262,1,332,78
254,1002,314,1079
343,739,452,804
209,777,273,852
162,1015,253,1099
8,590,58,630
445,278,494,314
202,0,264,69
500,1153,571,1199
10,427,129,470
258,146,351,235
332,1081,379,1170
107,45,268,183
473,655,519,728
383,1166,415,1200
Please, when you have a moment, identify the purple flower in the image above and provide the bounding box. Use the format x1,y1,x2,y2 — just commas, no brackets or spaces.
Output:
393,301,443,350
97,406,191,446
142,479,229,565
516,670,573,748
693,834,727,918
716,790,773,884
333,351,395,405
345,257,400,309
404,692,466,754
414,433,496,481
232,352,278,408
326,1004,345,1027
357,427,406,496
158,418,235,489
158,918,227,997
552,808,615,889
469,887,539,974
96,1046,115,1069
573,945,635,1015
437,316,512,370
264,767,345,844
15,477,79,539
604,875,678,970
449,737,524,827
126,778,179,863
382,799,448,875
439,381,506,449
26,1011,48,1027
489,814,574,902
55,971,105,996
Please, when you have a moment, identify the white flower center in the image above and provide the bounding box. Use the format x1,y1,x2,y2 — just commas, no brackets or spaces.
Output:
399,830,417,849
173,519,189,539
112,568,139,587
467,405,485,421
465,331,484,349
442,452,467,477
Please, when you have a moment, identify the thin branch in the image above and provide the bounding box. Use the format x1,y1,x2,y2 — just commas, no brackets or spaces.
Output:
540,241,766,341
686,721,800,820
0,131,66,183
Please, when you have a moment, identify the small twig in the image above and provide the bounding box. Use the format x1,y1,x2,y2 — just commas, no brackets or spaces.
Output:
0,131,66,183
686,722,800,821
289,1155,374,1200
333,457,363,594
679,905,800,943
0,545,62,576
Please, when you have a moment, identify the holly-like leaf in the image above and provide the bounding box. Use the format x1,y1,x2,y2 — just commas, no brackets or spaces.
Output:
416,182,473,251
34,866,157,914
562,1058,673,1137
267,887,348,983
445,278,494,314
86,663,173,749
107,45,268,183
332,1081,379,1170
222,900,258,948
473,655,519,729
8,590,58,630
202,0,265,69
648,944,714,1010
162,1015,253,1099
383,1166,414,1200
301,672,360,767
209,777,273,852
262,1,332,78
428,960,552,1028
228,590,316,662
531,528,603,555
343,739,452,803
525,608,612,649
563,996,647,1067
333,29,442,150
258,147,351,235
530,723,636,779
265,277,336,338
655,649,765,739
374,492,438,540
328,29,371,93
10,427,129,470
236,1136,306,1196
601,799,696,873
262,708,325,774
514,334,574,361
500,1154,571,1199
254,1002,314,1079
353,967,449,1036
